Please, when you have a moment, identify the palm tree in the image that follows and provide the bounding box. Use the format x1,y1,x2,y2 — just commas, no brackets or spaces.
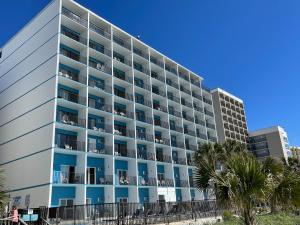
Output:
0,168,8,212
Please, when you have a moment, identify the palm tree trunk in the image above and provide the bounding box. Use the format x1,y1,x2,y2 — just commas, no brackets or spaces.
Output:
243,208,256,225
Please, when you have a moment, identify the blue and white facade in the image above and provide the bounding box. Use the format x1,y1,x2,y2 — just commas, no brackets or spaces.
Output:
0,0,218,208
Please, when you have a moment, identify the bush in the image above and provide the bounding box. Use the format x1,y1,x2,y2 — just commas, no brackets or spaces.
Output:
223,210,233,221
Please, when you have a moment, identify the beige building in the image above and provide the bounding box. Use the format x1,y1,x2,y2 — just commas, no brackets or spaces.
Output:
248,126,291,161
211,88,248,144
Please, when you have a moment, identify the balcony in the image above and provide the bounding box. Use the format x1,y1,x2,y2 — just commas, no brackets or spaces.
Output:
186,145,197,151
171,141,185,149
152,88,166,98
203,97,212,105
187,160,195,166
88,101,112,113
153,103,168,113
208,136,217,142
88,79,112,94
151,71,165,83
134,62,150,75
89,60,112,75
197,133,207,140
114,109,134,120
175,180,189,188
165,65,177,76
150,56,164,68
61,26,87,45
180,86,191,95
139,177,157,186
192,92,202,101
60,48,86,65
137,151,155,161
155,138,170,146
158,178,174,187
184,129,196,137
204,109,214,117
154,120,169,129
133,47,148,60
183,115,194,123
135,97,152,108
179,72,189,81
115,90,134,101
134,80,151,91
181,100,193,108
115,148,136,158
57,113,86,128
58,91,86,106
55,139,85,151
89,22,111,40
87,175,113,185
136,115,153,125
113,35,131,51
170,125,183,133
195,118,206,126
191,79,201,87
156,155,172,163
169,110,182,118
89,40,111,57
118,176,137,185
88,144,112,155
59,70,86,85
114,128,135,139
88,123,113,134
206,122,216,130
173,158,186,165
189,177,195,187
136,133,154,142
166,80,179,89
194,105,204,113
53,171,85,184
113,69,133,84
62,7,88,27
168,95,180,104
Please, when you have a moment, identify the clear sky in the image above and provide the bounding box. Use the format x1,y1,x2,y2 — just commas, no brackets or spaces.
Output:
1,0,299,145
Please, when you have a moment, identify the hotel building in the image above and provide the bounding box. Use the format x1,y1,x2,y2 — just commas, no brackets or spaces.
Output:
0,0,218,208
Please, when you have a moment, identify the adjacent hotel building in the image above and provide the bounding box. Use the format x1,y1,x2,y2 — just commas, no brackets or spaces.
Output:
211,88,248,144
248,126,291,162
0,0,218,208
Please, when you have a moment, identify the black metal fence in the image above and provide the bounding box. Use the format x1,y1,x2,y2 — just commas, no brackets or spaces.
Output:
39,200,222,225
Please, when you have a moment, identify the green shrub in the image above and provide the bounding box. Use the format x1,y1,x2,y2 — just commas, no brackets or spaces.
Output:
223,210,233,221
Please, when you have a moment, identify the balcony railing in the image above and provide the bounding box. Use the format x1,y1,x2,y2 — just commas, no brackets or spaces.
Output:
114,148,136,158
88,80,112,94
192,92,202,101
187,160,196,166
61,28,87,45
194,105,204,113
57,115,86,128
55,139,85,151
134,81,151,91
169,110,182,118
175,179,189,187
139,177,157,186
152,89,166,98
60,51,87,65
183,115,194,123
88,101,112,113
197,133,207,140
151,72,165,83
182,100,193,108
88,124,113,134
179,72,189,81
165,66,177,76
58,91,86,106
168,95,180,104
118,176,137,185
206,122,216,130
89,43,111,58
195,118,206,126
88,144,112,155
135,98,152,107
155,138,170,146
58,71,86,85
156,155,172,163
167,81,179,89
191,79,201,87
134,64,150,75
113,35,131,50
114,110,134,120
137,151,155,161
171,141,185,149
180,86,191,95
208,136,217,142
150,56,164,68
170,125,183,133
136,133,154,142
158,179,174,187
136,116,153,125
89,22,111,40
62,7,88,27
133,47,149,60
173,157,186,165
153,104,168,113
186,145,198,151
114,129,135,139
87,175,113,185
113,72,133,84
204,109,214,117
185,130,196,137
154,121,169,129
203,97,213,105
89,62,112,75
53,171,85,184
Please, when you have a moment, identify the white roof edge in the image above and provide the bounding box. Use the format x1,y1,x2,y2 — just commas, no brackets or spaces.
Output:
68,0,204,81
211,88,243,103
249,125,286,136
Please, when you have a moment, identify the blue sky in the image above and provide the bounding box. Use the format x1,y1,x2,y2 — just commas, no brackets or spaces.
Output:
1,0,299,145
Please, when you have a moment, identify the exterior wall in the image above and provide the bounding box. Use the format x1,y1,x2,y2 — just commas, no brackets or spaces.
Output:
0,0,61,208
211,92,225,143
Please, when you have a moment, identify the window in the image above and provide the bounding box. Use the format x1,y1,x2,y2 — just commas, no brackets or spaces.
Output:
152,85,159,94
0,50,2,59
134,77,144,88
167,92,173,100
136,126,146,139
135,93,144,104
168,106,174,115
169,120,175,130
136,110,145,122
114,68,126,80
154,115,161,126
